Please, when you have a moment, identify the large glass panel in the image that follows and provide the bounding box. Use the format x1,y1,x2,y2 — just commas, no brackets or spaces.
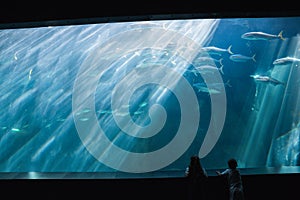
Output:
1,16,300,178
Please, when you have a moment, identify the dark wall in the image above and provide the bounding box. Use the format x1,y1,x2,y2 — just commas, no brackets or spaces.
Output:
1,173,299,199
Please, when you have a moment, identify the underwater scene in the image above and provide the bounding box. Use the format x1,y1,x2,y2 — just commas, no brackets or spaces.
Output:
0,16,300,178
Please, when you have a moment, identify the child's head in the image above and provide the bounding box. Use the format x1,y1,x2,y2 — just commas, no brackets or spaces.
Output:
190,155,200,164
227,158,238,169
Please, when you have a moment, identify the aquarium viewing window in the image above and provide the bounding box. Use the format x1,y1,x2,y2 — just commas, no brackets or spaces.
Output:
0,15,300,179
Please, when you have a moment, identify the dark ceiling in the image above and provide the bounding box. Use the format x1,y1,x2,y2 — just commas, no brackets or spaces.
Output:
0,0,299,26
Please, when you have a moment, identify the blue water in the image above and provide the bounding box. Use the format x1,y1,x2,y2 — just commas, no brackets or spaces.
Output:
0,17,300,177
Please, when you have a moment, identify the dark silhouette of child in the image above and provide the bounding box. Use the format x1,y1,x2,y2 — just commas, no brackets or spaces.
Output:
185,155,208,200
216,158,245,200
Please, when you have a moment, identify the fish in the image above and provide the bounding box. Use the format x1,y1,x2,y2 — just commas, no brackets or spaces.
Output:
193,56,223,66
193,80,231,94
273,56,300,65
194,85,222,94
241,30,285,41
200,45,234,56
11,128,21,132
250,74,285,86
193,64,225,75
229,54,256,62
28,68,33,80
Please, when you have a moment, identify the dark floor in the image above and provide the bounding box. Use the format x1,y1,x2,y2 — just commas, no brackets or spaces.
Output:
0,173,299,199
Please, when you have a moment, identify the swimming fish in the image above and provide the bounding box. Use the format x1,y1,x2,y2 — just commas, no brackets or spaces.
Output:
193,82,222,94
250,74,285,86
229,54,256,62
193,80,231,94
273,56,300,65
193,64,225,75
193,56,223,66
241,30,285,40
193,85,222,94
200,45,234,56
